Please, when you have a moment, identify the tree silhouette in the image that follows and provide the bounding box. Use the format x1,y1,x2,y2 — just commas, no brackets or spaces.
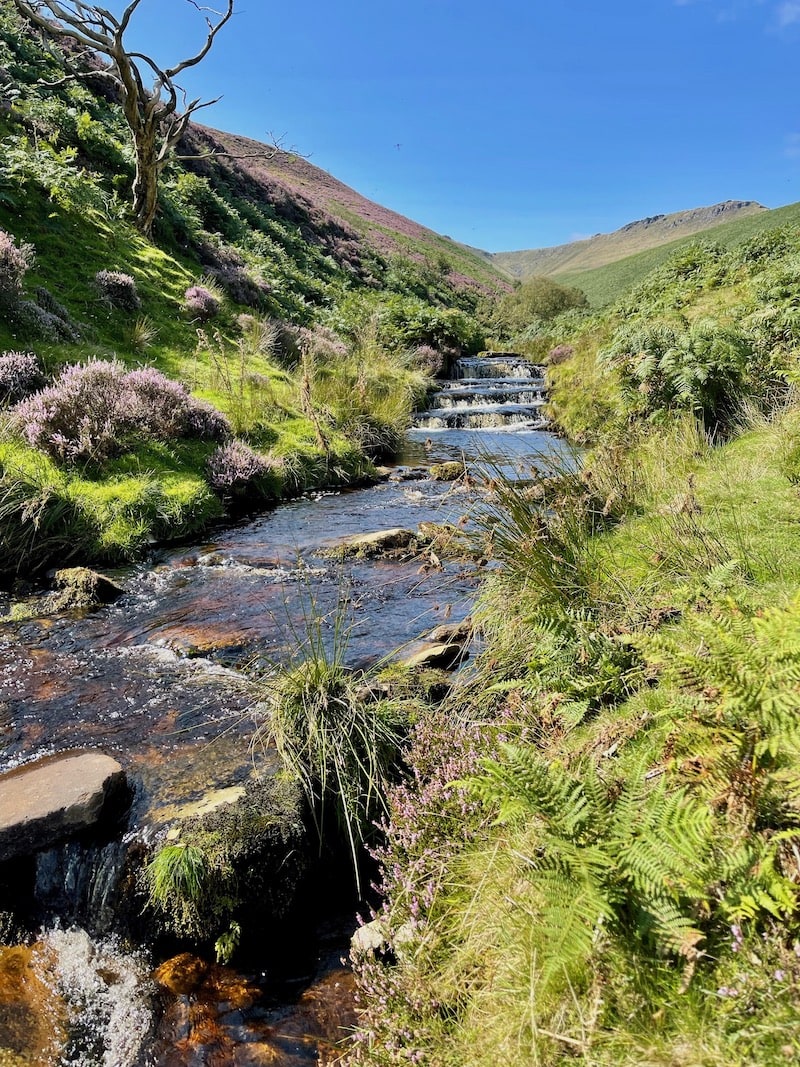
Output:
13,0,234,237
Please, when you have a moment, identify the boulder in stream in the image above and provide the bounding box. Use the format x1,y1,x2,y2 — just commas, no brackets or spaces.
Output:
0,752,126,862
323,527,419,560
49,567,125,610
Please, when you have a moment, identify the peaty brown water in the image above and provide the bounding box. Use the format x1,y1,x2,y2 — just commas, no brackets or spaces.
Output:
0,422,563,1064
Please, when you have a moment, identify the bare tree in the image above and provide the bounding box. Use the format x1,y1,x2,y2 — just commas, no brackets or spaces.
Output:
13,0,235,237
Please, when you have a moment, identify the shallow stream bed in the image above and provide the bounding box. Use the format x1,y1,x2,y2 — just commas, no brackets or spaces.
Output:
0,417,562,1065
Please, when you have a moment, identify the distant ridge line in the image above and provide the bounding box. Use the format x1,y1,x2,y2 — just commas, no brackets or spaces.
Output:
490,200,767,280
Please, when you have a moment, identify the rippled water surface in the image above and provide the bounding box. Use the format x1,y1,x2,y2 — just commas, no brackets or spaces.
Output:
0,413,564,1064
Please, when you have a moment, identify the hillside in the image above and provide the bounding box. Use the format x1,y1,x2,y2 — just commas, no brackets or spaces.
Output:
560,199,800,306
492,199,766,280
195,125,508,296
0,4,500,578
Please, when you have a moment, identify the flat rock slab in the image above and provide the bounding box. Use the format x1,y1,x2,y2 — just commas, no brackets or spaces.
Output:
399,641,469,671
0,751,126,862
323,528,419,559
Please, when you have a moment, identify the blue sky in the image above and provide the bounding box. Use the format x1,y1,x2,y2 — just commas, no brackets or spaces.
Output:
111,0,800,251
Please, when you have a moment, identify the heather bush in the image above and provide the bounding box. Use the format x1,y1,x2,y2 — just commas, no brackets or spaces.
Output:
208,264,270,308
0,229,34,309
94,269,141,311
185,398,231,442
547,342,575,365
184,284,220,322
33,285,70,323
409,344,445,377
16,299,81,342
14,358,128,463
0,351,44,405
205,438,280,497
12,359,231,464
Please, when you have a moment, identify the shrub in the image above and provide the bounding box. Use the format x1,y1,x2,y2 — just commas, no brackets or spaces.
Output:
33,285,70,323
15,300,81,342
208,264,270,308
602,319,751,427
12,359,230,464
205,438,278,496
184,284,220,321
14,358,127,463
185,398,231,442
410,344,445,377
94,269,141,311
0,229,34,309
0,351,44,405
547,343,575,365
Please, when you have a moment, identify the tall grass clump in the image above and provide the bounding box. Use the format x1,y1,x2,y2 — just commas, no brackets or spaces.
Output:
254,596,409,891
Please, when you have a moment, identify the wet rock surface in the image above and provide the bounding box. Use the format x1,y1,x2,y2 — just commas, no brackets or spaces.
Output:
48,567,125,611
0,751,126,861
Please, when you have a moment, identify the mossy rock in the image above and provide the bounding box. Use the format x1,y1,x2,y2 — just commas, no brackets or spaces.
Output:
49,567,125,610
321,528,419,560
429,461,465,482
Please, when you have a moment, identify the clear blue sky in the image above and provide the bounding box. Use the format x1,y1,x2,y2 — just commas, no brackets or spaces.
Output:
112,0,800,252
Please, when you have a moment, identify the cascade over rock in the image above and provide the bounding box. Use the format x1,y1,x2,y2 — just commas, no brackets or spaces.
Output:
413,352,547,430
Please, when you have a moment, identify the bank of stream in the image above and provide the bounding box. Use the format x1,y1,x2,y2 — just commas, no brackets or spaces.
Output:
0,355,562,1064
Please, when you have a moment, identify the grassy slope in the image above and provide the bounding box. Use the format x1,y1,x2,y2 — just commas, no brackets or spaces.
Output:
559,200,800,306
492,200,766,280
351,213,800,1065
0,8,498,578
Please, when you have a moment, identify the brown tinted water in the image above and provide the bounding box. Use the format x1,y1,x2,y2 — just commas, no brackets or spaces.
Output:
0,423,563,1064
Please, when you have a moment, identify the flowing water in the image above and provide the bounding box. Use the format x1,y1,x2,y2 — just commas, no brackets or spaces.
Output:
0,354,562,1065
413,353,547,430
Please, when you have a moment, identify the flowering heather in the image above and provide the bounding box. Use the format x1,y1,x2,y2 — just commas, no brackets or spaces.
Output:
547,343,575,365
14,358,129,463
185,398,231,442
350,704,506,1063
410,344,445,378
34,286,71,323
184,285,220,321
209,264,271,308
0,351,44,405
94,269,141,311
0,229,34,308
205,438,279,495
16,300,81,342
12,359,230,463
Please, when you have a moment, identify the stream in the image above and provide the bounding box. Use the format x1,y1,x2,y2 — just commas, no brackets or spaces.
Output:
0,354,560,1065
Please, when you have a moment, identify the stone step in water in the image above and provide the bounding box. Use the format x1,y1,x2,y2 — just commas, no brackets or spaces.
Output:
455,355,544,380
429,388,545,409
414,402,548,430
414,352,548,430
440,377,545,390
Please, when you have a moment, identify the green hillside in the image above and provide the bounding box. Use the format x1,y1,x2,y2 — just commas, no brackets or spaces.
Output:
0,4,500,580
492,199,766,280
560,199,800,306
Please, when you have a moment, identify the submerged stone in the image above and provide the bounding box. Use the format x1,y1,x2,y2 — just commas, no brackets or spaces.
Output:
0,944,66,1066
0,751,126,861
428,461,465,482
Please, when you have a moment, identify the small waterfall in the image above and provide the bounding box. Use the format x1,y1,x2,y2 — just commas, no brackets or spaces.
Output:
413,353,548,430
34,834,143,938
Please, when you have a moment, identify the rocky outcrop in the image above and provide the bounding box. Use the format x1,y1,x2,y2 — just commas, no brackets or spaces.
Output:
0,752,126,862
